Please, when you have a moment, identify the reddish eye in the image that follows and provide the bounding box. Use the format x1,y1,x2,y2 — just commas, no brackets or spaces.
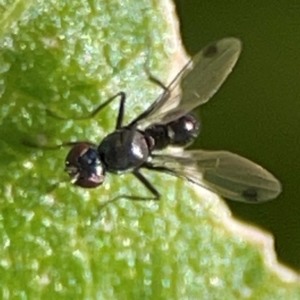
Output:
65,143,105,188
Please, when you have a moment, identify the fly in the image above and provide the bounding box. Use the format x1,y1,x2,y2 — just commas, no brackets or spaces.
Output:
28,38,282,203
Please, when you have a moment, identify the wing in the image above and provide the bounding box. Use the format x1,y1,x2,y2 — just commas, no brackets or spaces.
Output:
150,150,282,203
133,37,242,128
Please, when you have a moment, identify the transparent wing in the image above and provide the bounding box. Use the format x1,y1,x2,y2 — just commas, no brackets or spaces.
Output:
150,150,282,203
134,37,242,128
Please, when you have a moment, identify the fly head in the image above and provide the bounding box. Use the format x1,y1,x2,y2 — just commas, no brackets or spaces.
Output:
65,143,105,188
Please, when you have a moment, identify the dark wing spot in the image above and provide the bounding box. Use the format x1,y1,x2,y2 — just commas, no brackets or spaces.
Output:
242,188,259,202
203,43,218,58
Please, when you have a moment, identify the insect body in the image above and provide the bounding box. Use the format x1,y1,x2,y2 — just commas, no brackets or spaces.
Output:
60,38,281,203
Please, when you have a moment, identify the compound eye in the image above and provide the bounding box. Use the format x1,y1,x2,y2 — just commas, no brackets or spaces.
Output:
65,143,105,188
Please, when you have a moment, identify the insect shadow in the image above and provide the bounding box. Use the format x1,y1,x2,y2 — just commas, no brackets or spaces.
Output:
24,38,282,204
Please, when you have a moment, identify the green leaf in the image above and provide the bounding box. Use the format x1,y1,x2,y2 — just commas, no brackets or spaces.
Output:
0,0,299,299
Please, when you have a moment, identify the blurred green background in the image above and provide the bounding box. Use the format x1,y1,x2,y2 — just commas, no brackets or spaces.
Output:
174,0,300,270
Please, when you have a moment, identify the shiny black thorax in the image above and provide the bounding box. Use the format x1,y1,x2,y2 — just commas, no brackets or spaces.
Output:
97,114,199,174
98,128,151,173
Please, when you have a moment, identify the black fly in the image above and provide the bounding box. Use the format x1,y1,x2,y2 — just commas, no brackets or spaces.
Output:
30,38,282,203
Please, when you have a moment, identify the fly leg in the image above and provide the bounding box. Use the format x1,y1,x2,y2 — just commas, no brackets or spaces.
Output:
23,91,127,148
100,170,160,209
143,44,170,94
143,163,176,177
23,140,96,150
132,170,160,200
145,67,170,95
46,92,126,122
128,60,172,126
